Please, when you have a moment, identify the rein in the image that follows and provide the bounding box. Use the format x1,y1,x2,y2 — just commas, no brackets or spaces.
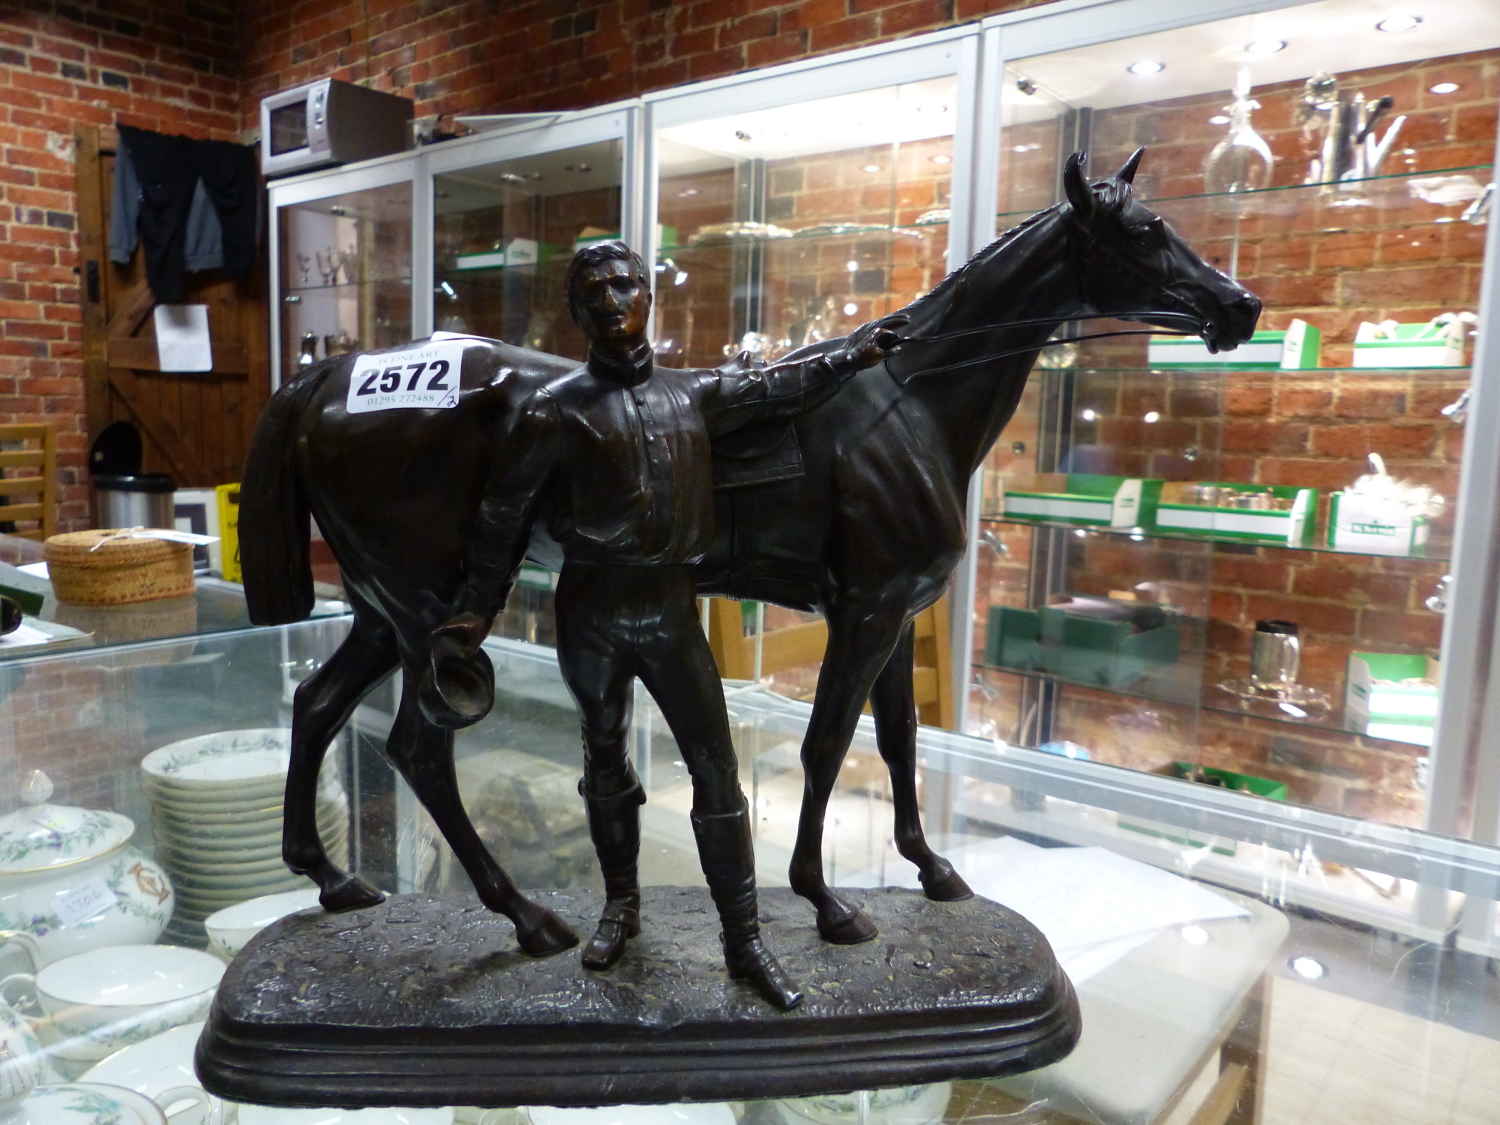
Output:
881,309,1205,382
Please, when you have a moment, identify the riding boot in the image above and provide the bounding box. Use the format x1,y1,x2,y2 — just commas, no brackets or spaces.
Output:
691,797,803,1011
580,777,646,971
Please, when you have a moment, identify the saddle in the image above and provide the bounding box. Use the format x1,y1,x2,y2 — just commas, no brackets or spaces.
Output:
711,419,805,491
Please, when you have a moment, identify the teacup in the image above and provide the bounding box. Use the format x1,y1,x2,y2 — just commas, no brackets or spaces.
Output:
83,1021,220,1125
234,1106,454,1124
0,945,223,1063
203,887,322,962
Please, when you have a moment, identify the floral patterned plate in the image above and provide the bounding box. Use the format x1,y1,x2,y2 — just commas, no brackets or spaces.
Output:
10,1081,167,1124
141,731,296,792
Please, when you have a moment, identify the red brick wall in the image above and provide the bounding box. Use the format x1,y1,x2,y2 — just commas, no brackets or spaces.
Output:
238,0,1041,136
0,0,1039,530
0,0,240,530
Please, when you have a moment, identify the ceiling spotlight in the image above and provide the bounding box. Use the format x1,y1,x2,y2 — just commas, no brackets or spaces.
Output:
1127,60,1165,75
1376,14,1421,32
863,164,881,173
846,260,859,272
1289,956,1327,980
843,302,858,315
1012,143,1041,153
1080,408,1098,421
931,154,952,164
1143,411,1161,423
1209,115,1231,125
1430,81,1459,94
734,129,752,142
1244,39,1286,54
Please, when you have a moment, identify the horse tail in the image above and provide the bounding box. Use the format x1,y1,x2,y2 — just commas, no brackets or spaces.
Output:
241,361,337,626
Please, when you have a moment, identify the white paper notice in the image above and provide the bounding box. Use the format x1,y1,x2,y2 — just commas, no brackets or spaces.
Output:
54,874,117,927
153,304,213,372
0,622,58,648
345,339,468,413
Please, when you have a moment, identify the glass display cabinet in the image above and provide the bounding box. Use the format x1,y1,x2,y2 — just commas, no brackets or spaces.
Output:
645,32,973,699
5,614,1500,1125
268,157,417,390
959,0,1500,887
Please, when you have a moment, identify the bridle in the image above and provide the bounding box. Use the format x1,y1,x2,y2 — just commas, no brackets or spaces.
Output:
881,310,1205,382
877,200,1214,382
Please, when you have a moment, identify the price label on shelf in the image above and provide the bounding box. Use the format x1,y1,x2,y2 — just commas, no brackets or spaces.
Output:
345,339,469,414
54,875,116,928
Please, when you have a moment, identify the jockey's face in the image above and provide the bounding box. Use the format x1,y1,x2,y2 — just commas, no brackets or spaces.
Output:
571,258,651,349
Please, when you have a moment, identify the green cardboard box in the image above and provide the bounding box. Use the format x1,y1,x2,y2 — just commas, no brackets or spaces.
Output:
1152,482,1317,545
984,600,1179,688
1147,318,1320,369
1001,473,1162,529
1346,652,1439,747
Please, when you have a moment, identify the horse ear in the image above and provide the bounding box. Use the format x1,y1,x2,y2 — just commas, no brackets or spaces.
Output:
1117,147,1145,185
1063,151,1093,218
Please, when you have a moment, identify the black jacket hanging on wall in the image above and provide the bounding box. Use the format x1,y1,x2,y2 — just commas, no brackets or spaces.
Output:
113,124,260,304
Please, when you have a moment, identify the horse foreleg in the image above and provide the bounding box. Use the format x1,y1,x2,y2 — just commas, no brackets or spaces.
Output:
788,606,904,945
869,621,972,903
384,680,579,957
284,612,398,912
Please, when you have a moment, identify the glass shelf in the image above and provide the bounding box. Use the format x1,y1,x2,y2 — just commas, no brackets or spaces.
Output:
658,219,949,254
979,514,1452,563
972,659,1426,746
995,163,1494,224
1016,364,1470,377
283,277,412,295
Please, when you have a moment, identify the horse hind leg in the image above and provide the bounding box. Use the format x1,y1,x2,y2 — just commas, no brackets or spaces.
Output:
788,606,909,945
869,621,972,903
384,675,578,957
284,612,398,912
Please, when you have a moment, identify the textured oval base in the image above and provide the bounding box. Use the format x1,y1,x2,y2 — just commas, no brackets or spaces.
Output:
196,886,1080,1109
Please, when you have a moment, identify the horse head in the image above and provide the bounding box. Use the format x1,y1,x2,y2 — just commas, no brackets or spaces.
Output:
1062,148,1260,353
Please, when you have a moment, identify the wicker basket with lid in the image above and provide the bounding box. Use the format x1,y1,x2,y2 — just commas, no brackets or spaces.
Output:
44,529,196,606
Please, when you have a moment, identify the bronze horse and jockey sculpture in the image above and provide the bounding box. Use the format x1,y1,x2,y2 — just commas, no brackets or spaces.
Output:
240,150,1260,1002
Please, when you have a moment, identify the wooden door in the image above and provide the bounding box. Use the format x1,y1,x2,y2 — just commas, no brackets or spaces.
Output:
74,124,269,488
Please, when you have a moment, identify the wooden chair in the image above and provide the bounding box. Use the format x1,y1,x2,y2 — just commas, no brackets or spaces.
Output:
0,423,57,541
705,594,954,730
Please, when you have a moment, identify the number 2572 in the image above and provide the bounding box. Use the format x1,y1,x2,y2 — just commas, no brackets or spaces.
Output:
355,359,451,396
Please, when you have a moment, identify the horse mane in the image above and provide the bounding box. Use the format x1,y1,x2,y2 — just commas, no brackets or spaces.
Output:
902,202,1064,333
902,172,1132,332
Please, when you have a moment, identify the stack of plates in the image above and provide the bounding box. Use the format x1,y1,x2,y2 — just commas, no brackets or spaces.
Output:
141,729,349,945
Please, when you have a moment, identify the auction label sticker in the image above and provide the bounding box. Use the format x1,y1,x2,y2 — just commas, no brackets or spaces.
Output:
346,338,469,413
54,875,116,928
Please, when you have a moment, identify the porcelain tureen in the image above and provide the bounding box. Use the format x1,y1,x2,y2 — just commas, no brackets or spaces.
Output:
0,772,173,967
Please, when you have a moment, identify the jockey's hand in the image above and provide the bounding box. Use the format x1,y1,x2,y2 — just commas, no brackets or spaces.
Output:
431,611,490,659
846,314,911,369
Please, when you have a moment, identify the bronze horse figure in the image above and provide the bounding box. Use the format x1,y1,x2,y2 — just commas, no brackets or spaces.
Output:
241,151,1259,953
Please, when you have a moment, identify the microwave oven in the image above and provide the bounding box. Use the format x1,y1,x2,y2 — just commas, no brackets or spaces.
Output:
260,79,413,178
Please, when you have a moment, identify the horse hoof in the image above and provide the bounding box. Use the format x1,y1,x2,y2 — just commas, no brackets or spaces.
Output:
921,865,975,903
319,874,386,913
817,903,878,945
517,910,579,958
